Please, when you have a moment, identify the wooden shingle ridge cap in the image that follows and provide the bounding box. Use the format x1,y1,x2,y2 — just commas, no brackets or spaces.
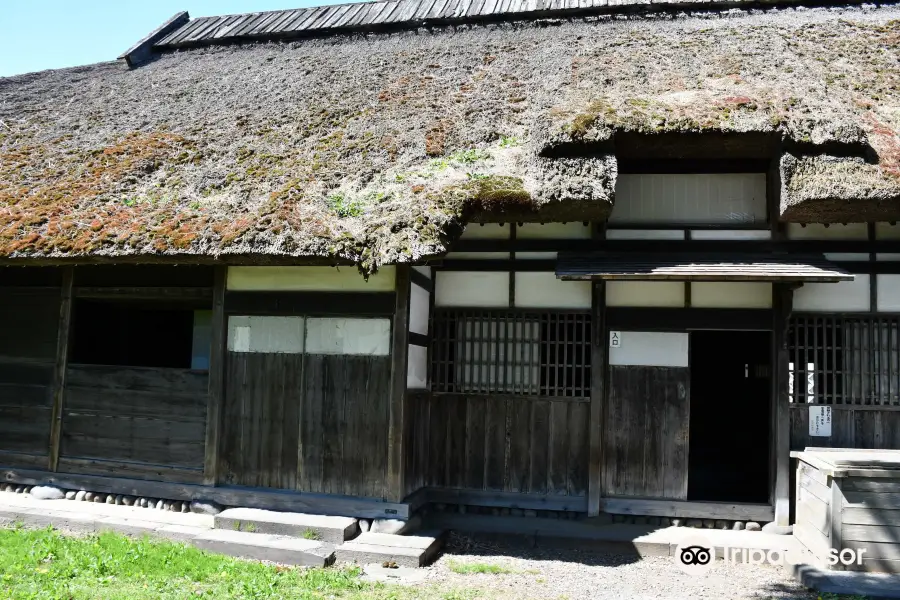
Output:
118,11,191,68
143,0,876,51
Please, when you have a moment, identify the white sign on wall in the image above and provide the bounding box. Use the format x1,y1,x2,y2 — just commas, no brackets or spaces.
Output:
809,405,832,437
610,331,621,348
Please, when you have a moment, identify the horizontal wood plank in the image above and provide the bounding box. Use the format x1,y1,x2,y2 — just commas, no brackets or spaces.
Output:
0,406,51,454
0,450,48,469
796,495,829,535
1,467,409,519
66,365,208,395
64,388,206,421
57,457,204,484
0,383,51,408
843,507,900,526
424,487,587,512
844,491,900,509
0,361,54,387
843,524,900,544
600,498,773,521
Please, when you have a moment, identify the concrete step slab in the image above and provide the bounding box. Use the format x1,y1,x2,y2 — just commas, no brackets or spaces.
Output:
215,508,358,543
192,528,335,567
336,531,443,568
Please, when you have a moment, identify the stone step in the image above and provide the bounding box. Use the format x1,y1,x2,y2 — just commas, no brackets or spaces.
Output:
192,529,335,567
335,530,444,568
214,508,358,543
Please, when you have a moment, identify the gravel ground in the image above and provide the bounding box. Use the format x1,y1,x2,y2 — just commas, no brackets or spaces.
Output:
414,533,817,600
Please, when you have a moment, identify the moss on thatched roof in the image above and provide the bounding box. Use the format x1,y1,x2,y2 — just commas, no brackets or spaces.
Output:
1,3,898,270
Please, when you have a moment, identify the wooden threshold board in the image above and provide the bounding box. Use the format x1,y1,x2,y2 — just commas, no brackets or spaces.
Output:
600,498,774,522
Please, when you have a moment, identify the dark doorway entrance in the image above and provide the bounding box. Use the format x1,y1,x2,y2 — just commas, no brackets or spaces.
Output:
688,330,771,503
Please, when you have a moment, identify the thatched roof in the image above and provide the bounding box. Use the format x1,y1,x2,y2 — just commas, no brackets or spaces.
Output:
0,1,898,271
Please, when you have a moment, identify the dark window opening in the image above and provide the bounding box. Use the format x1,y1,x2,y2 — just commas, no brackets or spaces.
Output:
430,309,591,398
789,315,899,406
70,299,194,368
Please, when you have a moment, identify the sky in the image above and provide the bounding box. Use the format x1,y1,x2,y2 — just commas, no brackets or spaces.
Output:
0,0,350,77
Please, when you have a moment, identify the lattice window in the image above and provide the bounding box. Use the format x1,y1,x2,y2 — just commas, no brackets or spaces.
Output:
430,310,591,397
788,315,900,406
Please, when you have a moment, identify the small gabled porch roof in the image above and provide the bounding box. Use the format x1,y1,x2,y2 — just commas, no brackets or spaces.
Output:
555,252,854,283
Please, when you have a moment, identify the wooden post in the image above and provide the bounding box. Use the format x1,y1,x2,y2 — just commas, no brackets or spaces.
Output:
203,266,227,485
48,267,74,472
772,283,793,527
386,266,411,502
588,222,607,517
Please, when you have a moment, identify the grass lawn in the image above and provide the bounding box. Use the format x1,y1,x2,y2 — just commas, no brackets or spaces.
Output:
0,526,472,600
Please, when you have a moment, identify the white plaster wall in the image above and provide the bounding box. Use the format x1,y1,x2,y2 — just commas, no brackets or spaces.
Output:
410,284,430,335
877,254,900,262
305,318,391,355
413,266,432,279
445,252,510,259
407,344,428,389
516,252,558,259
191,310,212,369
606,281,685,307
227,266,395,291
517,222,591,239
228,316,305,353
609,332,689,367
877,222,900,240
515,272,592,309
690,282,773,308
878,275,900,312
434,272,509,307
824,253,870,261
612,173,767,225
787,223,869,240
606,229,685,240
794,276,869,312
460,223,510,239
689,230,772,240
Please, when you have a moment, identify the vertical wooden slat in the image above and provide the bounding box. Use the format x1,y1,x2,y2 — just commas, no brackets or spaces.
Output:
588,279,606,516
773,283,794,527
386,266,410,501
203,266,227,485
47,267,73,473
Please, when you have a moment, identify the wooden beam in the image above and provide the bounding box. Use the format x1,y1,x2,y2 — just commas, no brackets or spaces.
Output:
600,498,774,521
1,467,409,520
421,488,587,512
203,266,227,486
47,268,73,473
225,291,396,315
772,283,793,526
607,308,772,331
73,286,212,301
588,281,606,517
386,266,411,502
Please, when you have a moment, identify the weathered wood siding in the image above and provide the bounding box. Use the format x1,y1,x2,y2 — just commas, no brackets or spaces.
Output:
790,406,900,451
603,366,690,499
406,392,590,500
0,287,61,468
219,353,392,499
58,365,208,483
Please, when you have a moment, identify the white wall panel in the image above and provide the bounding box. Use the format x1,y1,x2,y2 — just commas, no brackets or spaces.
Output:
787,223,868,240
878,275,900,312
435,272,509,307
612,173,766,225
690,282,772,308
227,266,395,291
606,229,685,240
824,253,869,261
877,222,900,240
609,332,689,367
794,276,868,312
445,252,510,259
515,273,591,309
607,281,685,307
305,318,390,355
407,344,428,389
227,316,305,353
191,310,212,369
689,230,772,240
460,223,509,239
877,254,900,262
516,252,558,259
517,222,591,239
410,284,430,335
413,266,432,279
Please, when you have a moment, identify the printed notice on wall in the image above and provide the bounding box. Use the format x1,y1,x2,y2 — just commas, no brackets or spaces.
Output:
610,331,621,348
809,405,832,437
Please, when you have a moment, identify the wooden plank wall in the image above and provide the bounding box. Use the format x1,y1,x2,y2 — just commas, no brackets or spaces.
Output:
219,353,392,499
603,366,690,499
790,406,900,451
0,287,61,468
58,365,208,483
405,392,590,499
842,476,900,573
